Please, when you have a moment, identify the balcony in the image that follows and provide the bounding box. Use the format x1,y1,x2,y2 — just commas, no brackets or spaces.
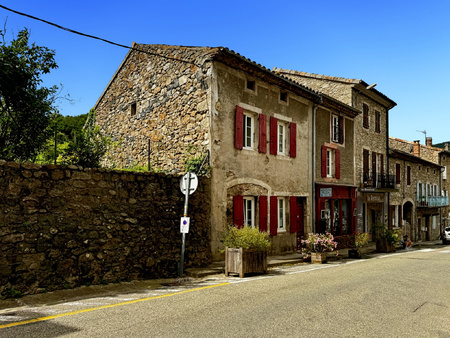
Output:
360,171,397,191
417,195,449,208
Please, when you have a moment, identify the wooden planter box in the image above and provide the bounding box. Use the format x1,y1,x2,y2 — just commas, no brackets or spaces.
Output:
376,239,396,253
225,247,267,278
348,248,362,259
311,252,327,264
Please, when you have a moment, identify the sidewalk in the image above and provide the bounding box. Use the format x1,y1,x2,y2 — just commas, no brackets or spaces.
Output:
184,239,444,278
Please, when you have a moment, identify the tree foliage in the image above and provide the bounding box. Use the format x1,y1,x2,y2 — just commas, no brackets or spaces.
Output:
0,28,58,161
58,109,115,168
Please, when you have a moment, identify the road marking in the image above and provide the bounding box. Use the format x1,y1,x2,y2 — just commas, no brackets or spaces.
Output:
0,282,230,330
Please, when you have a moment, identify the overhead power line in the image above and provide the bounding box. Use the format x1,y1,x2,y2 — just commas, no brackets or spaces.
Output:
0,4,201,66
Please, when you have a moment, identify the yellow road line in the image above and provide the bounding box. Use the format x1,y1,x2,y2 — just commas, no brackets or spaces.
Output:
0,282,230,329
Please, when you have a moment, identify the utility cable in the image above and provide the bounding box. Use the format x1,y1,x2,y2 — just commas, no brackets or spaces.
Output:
0,4,205,66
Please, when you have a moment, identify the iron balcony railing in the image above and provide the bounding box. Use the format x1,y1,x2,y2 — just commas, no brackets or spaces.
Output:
417,195,449,207
361,171,397,190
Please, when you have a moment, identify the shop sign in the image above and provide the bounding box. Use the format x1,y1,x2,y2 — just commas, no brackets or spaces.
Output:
367,194,383,203
320,188,332,198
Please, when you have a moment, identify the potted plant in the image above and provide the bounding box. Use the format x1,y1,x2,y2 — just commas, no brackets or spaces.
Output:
372,223,400,253
348,232,369,258
223,226,271,278
301,233,338,263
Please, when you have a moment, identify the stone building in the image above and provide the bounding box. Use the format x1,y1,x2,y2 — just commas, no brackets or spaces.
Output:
94,44,358,259
273,69,397,235
314,98,360,236
389,137,449,240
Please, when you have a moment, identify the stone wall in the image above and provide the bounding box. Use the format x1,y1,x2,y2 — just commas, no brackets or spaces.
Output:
0,160,211,296
95,44,215,173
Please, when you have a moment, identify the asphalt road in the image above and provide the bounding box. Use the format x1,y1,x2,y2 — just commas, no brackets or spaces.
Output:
1,246,450,337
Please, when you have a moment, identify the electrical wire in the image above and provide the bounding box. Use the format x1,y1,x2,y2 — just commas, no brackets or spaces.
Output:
0,4,203,66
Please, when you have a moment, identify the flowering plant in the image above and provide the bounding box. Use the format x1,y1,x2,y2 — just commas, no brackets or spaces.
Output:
354,232,369,248
301,233,338,255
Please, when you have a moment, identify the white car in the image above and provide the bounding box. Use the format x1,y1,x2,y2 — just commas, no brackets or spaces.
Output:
443,227,450,245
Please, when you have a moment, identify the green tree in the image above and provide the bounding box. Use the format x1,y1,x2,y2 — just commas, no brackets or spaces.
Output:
58,109,115,168
0,28,58,161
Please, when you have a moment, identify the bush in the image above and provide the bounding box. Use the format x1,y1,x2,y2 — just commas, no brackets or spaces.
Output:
223,226,271,252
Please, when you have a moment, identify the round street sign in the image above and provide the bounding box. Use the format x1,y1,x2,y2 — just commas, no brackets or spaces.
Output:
180,172,198,195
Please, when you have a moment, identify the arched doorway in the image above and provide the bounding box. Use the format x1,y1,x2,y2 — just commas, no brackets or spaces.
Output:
402,201,414,239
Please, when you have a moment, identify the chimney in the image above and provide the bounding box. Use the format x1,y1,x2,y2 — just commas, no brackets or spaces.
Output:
413,140,420,157
426,137,432,147
445,143,449,151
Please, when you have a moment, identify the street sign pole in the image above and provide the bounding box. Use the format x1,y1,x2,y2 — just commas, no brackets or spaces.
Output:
179,172,191,277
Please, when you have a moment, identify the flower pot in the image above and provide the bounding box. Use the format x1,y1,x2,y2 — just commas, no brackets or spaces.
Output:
311,252,327,264
376,239,396,253
225,247,267,278
348,248,362,259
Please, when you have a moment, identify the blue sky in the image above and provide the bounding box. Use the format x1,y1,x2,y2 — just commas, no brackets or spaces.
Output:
1,1,450,144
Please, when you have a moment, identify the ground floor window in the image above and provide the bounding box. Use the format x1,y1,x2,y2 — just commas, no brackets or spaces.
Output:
319,199,351,236
277,198,286,232
243,197,255,228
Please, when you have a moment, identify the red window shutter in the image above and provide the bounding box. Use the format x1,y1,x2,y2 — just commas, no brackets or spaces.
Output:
321,145,327,177
290,196,298,233
289,122,297,158
338,116,344,144
258,114,267,153
233,195,244,228
335,148,340,179
270,196,278,236
381,154,384,175
235,105,244,150
259,196,268,232
270,116,278,155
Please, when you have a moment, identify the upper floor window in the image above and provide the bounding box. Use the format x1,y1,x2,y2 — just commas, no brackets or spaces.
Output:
375,110,381,133
277,122,287,155
321,146,340,179
243,113,255,149
130,102,137,116
407,165,411,185
396,163,401,184
246,80,255,91
363,103,369,129
332,115,344,144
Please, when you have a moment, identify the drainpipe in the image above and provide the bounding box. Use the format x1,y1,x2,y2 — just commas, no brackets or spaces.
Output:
311,102,319,233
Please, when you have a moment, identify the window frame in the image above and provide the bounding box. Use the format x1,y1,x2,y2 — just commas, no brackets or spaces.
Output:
326,148,334,177
243,197,255,228
277,121,287,155
277,197,286,232
243,112,255,150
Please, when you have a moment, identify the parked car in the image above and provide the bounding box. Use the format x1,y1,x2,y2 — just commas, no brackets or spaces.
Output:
443,227,450,245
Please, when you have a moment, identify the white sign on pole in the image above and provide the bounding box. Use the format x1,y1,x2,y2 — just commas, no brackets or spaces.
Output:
180,172,198,195
180,217,190,233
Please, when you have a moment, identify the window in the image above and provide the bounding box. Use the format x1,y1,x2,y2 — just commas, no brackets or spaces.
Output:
130,102,137,116
332,115,344,144
246,80,255,91
243,197,255,228
277,198,286,232
363,104,369,129
407,166,411,185
277,122,286,154
280,92,287,102
375,110,381,133
243,113,255,149
396,163,401,184
321,146,340,179
326,149,334,177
